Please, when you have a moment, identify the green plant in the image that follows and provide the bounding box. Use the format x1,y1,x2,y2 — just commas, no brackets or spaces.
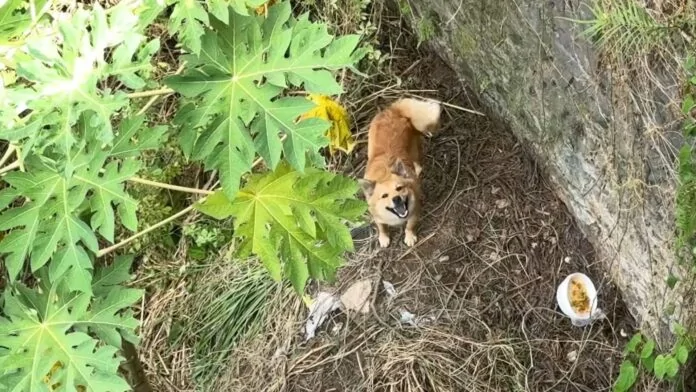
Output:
0,0,366,389
197,162,365,293
0,255,142,391
577,0,696,59
614,55,696,392
165,3,365,198
183,221,226,248
416,15,435,44
676,56,696,265
180,262,278,387
614,328,692,392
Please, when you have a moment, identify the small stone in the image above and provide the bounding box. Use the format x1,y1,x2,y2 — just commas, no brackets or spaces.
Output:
495,199,510,209
439,255,450,262
567,350,578,362
564,257,571,263
434,274,442,281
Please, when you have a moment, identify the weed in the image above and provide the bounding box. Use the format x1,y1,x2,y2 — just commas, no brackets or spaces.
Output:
615,327,692,391
175,262,281,388
579,0,696,60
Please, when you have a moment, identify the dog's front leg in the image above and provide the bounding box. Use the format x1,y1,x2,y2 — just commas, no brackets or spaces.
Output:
377,223,391,248
404,217,418,246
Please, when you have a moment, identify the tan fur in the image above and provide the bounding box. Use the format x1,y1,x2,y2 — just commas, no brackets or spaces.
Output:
359,98,441,247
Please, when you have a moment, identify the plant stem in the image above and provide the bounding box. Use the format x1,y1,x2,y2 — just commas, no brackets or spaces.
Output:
132,62,185,115
136,95,162,116
127,87,175,99
0,161,20,175
97,204,195,257
98,139,281,257
128,176,214,195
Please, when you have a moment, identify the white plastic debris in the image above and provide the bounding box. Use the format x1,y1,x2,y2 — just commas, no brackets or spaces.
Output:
304,291,341,341
382,280,396,298
399,310,417,326
340,279,372,314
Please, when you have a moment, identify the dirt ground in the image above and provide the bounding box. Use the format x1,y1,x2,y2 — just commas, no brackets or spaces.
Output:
270,11,637,392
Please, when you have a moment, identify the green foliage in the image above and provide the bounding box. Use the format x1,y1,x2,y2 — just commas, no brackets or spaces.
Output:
0,0,367,389
166,0,365,198
615,52,696,392
416,14,436,45
0,0,51,43
0,115,165,292
676,56,696,271
578,0,696,59
176,262,277,387
0,2,162,165
183,221,227,248
168,0,268,55
197,162,366,293
0,256,142,391
614,330,693,392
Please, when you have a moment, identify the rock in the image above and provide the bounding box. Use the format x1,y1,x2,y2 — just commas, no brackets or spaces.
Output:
406,0,687,341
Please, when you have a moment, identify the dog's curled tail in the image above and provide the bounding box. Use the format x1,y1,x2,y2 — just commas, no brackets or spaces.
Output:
392,98,442,134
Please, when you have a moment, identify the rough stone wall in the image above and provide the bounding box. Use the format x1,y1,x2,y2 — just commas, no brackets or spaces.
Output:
406,0,689,338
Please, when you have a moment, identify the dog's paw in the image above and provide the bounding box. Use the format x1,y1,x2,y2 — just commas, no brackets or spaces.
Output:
404,231,417,247
378,233,391,248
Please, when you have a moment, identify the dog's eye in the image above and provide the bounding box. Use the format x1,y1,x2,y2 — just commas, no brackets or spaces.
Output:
381,193,388,199
395,186,403,192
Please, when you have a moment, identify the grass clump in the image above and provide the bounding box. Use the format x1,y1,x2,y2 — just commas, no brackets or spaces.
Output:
580,0,696,60
173,261,281,389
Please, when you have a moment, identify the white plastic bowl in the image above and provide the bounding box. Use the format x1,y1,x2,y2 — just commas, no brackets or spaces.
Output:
556,272,602,327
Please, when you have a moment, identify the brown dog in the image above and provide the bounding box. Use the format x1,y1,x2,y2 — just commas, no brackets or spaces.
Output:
359,98,441,247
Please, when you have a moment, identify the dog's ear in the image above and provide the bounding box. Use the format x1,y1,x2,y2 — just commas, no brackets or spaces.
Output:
358,179,376,197
391,159,413,178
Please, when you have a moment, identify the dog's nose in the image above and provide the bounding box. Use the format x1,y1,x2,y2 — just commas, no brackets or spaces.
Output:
392,195,404,206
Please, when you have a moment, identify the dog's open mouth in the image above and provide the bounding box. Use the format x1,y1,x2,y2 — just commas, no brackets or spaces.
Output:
387,197,409,219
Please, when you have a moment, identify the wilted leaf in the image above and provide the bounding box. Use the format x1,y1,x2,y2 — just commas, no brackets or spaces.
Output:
300,94,355,155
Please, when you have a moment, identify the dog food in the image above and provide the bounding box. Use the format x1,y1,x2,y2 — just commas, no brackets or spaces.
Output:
568,277,590,315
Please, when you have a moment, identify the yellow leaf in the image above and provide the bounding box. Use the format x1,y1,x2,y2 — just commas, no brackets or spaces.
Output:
254,0,277,16
300,94,355,156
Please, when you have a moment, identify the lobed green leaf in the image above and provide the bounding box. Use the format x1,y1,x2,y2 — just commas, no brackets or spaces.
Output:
0,258,141,391
196,162,366,293
166,0,365,198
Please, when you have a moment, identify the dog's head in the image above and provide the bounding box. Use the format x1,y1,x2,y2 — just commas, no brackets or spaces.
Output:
359,159,421,221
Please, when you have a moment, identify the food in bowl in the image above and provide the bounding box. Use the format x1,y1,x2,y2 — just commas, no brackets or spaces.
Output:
568,277,590,315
